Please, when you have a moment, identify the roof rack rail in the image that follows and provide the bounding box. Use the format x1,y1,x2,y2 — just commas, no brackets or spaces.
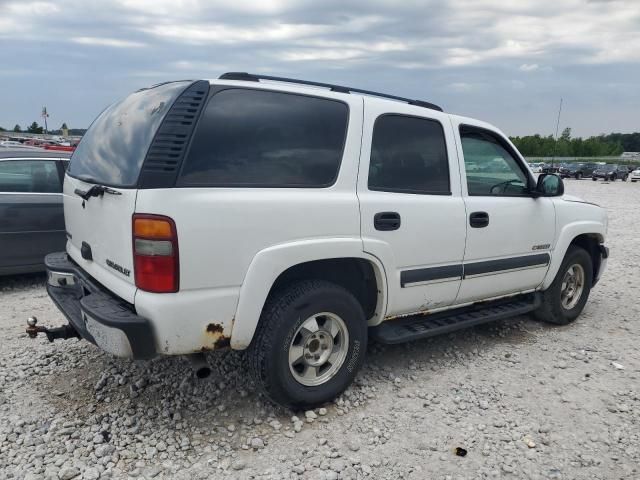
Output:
219,72,443,112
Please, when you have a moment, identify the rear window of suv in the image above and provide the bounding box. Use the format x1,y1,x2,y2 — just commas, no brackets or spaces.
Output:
68,81,189,187
178,88,349,188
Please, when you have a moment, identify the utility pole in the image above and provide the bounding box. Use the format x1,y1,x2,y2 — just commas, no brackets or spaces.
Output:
551,98,563,169
41,106,49,135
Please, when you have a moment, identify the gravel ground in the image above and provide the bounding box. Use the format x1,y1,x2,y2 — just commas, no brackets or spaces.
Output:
1,179,639,480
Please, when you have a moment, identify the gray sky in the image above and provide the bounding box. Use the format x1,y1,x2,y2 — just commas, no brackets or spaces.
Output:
2,0,639,137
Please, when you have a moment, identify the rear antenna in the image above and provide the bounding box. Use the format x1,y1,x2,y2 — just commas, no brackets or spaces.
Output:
551,98,563,169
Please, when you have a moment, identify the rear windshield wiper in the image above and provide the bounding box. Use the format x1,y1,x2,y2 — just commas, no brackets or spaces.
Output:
74,184,122,201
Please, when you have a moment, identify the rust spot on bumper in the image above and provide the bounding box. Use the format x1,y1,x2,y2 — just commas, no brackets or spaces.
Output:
213,336,230,349
203,323,230,351
206,323,224,334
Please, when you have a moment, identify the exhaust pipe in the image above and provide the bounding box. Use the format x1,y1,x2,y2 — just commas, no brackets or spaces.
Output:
188,353,212,379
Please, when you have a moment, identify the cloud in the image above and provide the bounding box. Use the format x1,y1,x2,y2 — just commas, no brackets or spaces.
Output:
139,22,327,45
71,36,146,48
520,63,540,71
5,1,59,15
0,1,59,36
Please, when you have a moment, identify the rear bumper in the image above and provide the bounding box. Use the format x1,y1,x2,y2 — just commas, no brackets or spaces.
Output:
45,252,156,359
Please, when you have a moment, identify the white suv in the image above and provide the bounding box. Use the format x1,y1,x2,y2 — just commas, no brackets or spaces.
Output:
37,73,609,408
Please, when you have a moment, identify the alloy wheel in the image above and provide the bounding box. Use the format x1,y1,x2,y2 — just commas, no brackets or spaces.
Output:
288,312,349,386
560,263,585,310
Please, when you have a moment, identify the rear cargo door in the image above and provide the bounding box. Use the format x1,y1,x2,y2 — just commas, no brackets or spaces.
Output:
64,177,138,302
63,81,192,303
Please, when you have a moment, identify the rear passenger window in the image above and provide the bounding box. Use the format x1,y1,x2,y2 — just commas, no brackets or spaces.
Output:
178,89,349,187
0,160,61,193
368,115,450,194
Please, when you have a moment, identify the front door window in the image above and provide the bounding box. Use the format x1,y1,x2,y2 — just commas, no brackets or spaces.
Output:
461,129,529,196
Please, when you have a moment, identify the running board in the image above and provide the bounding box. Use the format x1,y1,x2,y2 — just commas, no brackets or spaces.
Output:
371,293,541,344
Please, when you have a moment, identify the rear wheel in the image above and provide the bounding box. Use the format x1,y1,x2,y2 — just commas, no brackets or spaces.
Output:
592,177,597,181
534,246,593,325
248,280,367,409
623,174,628,181
576,172,582,180
611,174,617,181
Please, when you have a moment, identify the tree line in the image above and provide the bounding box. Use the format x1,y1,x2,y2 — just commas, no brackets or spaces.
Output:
510,128,640,157
0,122,86,136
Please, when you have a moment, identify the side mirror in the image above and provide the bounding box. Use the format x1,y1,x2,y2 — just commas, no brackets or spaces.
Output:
535,173,564,197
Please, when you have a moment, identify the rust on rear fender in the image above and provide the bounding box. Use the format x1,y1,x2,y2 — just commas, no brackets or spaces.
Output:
199,322,232,352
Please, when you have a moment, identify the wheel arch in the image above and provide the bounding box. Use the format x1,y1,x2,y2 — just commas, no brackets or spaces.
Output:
543,223,605,290
230,238,387,349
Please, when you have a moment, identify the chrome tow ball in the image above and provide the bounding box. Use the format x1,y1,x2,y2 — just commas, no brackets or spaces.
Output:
26,316,43,339
26,316,80,342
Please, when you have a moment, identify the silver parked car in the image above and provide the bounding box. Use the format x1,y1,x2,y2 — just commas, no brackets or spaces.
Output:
0,149,70,275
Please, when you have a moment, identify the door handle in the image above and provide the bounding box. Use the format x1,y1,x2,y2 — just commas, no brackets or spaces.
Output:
469,211,489,228
374,212,401,231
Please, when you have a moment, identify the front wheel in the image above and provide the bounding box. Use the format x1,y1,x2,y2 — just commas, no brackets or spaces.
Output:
248,280,367,409
623,175,628,181
592,177,597,181
576,172,582,180
534,246,593,325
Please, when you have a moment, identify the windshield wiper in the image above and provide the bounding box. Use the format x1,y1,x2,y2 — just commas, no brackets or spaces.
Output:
74,184,122,201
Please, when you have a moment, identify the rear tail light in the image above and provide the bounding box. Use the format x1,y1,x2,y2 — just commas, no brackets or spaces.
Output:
132,214,179,293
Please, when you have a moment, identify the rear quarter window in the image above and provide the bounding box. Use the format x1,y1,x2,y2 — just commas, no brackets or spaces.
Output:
178,88,349,188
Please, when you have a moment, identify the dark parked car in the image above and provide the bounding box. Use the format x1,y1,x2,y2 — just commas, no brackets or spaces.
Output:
0,150,70,275
559,162,597,179
541,163,560,174
592,164,629,181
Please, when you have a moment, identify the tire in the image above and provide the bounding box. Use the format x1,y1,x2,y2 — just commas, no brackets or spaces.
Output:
611,174,617,181
623,175,628,181
248,280,367,409
534,246,593,325
592,177,597,181
576,172,582,180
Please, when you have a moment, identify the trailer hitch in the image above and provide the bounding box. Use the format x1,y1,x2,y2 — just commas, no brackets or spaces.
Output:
26,316,80,342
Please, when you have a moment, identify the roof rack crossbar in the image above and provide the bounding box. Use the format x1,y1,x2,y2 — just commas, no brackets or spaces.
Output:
219,72,443,112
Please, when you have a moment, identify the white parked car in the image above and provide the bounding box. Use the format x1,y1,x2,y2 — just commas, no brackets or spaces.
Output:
34,73,609,408
0,140,40,150
630,168,640,182
528,162,542,173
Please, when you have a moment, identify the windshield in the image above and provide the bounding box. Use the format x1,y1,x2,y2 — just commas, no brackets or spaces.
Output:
600,164,617,171
68,81,189,187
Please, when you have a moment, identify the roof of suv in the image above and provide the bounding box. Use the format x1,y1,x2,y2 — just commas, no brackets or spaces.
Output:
215,72,444,112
